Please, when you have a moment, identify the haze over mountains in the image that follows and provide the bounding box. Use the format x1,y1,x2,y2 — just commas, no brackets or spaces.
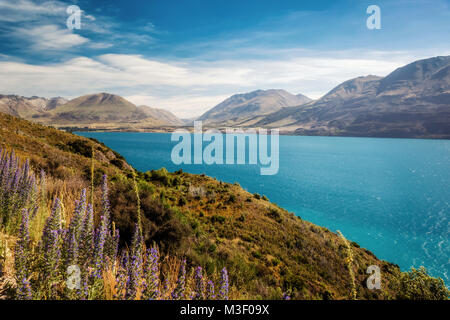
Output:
0,55,449,138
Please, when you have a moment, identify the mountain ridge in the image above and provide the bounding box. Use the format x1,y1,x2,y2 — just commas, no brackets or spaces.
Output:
250,55,450,138
0,92,184,130
198,89,312,125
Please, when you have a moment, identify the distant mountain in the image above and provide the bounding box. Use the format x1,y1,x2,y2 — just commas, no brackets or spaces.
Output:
198,89,311,125
0,95,67,118
39,93,148,124
137,105,184,126
254,56,450,138
0,92,184,130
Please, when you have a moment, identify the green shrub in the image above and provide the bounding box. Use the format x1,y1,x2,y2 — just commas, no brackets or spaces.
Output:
210,215,226,224
396,267,450,300
267,208,282,223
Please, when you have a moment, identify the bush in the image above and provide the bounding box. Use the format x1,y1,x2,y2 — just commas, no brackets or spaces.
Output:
228,194,237,203
210,215,226,224
396,267,450,300
267,208,282,223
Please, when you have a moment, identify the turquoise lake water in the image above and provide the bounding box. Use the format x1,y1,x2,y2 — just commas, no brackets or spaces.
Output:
77,132,450,283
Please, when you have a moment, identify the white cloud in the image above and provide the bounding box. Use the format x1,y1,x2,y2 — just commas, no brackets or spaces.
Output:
0,50,441,117
0,0,66,22
14,24,89,50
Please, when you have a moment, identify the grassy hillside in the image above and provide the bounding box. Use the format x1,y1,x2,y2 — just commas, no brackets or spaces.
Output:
0,112,448,300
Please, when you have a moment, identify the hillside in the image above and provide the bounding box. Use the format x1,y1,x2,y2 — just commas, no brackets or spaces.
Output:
198,89,311,125
137,105,184,126
0,95,67,118
0,111,447,300
253,56,450,138
1,93,184,131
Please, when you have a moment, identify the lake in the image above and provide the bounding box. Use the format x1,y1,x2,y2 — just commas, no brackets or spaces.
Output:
76,131,450,283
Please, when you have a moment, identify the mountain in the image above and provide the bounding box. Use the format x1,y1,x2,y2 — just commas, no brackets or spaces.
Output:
34,93,150,124
198,89,311,125
253,56,450,138
0,94,67,118
137,105,184,126
1,92,184,130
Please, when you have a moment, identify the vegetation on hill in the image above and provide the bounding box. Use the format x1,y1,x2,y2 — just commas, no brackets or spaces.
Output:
0,112,448,300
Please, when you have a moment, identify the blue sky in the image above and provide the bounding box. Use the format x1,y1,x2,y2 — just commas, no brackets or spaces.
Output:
0,0,449,117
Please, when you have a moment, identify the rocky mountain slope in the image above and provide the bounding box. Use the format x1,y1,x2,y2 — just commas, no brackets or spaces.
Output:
0,95,67,118
198,89,311,125
137,105,184,126
0,93,184,130
252,56,450,138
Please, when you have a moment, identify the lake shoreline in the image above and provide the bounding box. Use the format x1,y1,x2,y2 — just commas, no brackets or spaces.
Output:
68,127,450,140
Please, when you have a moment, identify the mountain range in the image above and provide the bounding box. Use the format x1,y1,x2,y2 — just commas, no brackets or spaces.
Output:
248,56,450,138
0,93,184,130
1,55,449,138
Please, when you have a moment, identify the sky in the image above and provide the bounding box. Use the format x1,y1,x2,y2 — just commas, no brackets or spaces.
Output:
0,0,449,118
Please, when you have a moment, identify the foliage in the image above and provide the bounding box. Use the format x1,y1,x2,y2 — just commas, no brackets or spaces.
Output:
395,267,449,300
0,165,228,300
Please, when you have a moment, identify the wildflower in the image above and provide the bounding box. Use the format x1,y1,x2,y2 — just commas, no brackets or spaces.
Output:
143,246,160,300
218,267,229,300
206,280,216,300
15,209,31,295
282,293,291,300
171,259,186,300
16,277,32,300
192,266,205,300
126,223,143,300
41,199,63,278
79,204,94,268
114,252,129,300
65,190,87,267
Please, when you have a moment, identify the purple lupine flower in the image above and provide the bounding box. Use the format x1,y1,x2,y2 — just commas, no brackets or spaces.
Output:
41,199,63,279
282,293,291,300
126,223,143,300
14,209,31,291
162,275,170,299
65,190,86,267
206,280,216,300
218,267,229,300
192,266,205,300
93,214,109,276
0,151,37,226
114,252,129,300
16,277,32,300
171,259,186,300
80,271,90,300
143,246,160,300
42,198,62,249
79,204,94,269
66,231,79,267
